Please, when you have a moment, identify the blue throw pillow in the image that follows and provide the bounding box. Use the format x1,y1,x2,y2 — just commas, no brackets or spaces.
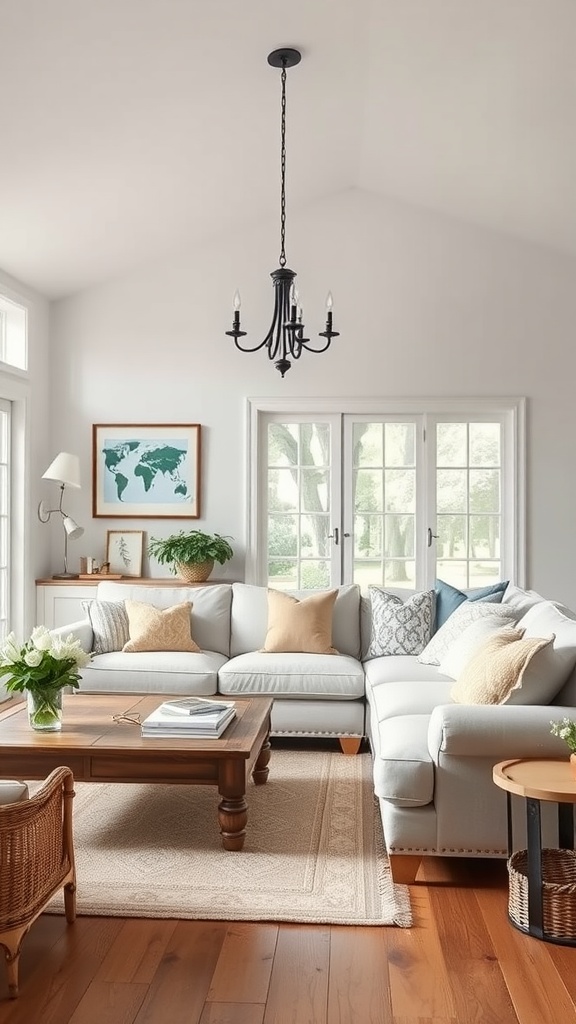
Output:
434,578,509,632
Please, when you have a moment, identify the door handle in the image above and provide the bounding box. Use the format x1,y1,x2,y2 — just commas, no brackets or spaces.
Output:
328,527,339,545
427,528,438,548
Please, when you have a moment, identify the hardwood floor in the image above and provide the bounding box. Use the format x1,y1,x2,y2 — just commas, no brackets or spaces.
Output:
2,856,576,1023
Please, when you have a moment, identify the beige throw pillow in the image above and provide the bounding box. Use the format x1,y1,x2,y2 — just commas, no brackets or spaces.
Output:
123,600,200,653
451,629,554,705
262,589,339,654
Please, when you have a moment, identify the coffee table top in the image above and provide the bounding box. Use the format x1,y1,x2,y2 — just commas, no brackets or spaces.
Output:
0,693,273,760
493,758,576,803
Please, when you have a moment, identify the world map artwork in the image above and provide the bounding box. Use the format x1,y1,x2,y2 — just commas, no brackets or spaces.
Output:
101,438,193,505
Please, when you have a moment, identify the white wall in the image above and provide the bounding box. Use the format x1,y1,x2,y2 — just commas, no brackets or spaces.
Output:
49,189,576,604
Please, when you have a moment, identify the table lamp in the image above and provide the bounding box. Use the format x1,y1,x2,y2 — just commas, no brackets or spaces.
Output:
38,452,84,579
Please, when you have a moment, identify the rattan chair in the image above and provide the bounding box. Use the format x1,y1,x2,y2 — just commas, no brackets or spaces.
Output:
0,766,76,998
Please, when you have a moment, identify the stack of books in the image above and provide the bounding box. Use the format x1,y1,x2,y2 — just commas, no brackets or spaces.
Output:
141,697,236,738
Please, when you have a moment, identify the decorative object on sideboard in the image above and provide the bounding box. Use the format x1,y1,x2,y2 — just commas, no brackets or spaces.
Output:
92,423,201,518
0,626,90,731
148,530,234,583
225,47,339,378
106,530,144,577
37,451,84,579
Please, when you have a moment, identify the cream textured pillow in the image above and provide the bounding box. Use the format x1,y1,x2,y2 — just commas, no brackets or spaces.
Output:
123,600,200,653
451,630,554,705
262,589,338,654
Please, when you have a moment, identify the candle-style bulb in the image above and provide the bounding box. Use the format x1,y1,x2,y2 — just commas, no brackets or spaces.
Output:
326,291,333,312
233,290,241,311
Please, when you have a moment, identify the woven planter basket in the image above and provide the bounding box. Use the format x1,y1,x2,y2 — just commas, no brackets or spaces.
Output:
176,560,214,583
508,848,576,940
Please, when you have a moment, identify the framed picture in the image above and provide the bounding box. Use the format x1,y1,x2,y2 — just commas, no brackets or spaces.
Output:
106,530,144,577
93,424,201,518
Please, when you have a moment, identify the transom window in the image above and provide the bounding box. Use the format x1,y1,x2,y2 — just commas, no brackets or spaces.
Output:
0,295,27,371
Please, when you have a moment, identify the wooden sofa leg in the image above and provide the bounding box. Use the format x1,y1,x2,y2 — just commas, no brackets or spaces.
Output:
389,854,422,885
339,737,362,755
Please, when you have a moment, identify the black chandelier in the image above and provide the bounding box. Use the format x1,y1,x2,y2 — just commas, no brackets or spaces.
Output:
226,47,339,378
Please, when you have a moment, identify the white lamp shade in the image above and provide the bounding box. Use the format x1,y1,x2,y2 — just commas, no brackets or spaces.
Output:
62,516,84,541
42,452,81,489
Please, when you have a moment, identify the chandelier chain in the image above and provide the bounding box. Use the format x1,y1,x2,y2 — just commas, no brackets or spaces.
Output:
225,47,339,376
279,63,287,268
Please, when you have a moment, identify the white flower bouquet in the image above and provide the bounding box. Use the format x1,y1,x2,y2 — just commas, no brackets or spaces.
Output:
0,626,91,727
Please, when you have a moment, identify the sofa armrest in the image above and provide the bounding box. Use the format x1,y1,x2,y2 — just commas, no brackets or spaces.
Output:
50,619,93,654
428,703,570,760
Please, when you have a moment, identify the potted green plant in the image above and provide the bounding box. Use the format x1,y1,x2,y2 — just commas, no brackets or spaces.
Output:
148,530,234,582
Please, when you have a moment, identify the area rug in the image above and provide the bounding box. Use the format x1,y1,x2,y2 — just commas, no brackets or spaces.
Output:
46,748,412,927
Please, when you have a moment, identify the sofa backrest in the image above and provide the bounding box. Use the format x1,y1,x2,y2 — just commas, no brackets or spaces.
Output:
95,581,232,657
229,583,361,658
553,663,576,706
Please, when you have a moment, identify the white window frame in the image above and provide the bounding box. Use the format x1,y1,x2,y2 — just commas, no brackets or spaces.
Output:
0,289,28,373
246,396,526,588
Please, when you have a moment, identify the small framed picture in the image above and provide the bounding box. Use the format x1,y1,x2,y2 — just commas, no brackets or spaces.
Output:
106,530,144,577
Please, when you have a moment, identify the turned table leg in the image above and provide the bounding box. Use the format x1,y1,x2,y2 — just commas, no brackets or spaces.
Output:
253,737,271,785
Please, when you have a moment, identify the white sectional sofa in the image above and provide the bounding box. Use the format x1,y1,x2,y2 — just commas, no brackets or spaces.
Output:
55,578,576,880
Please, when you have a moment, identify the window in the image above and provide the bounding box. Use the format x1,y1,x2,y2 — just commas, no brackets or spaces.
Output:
0,399,11,640
248,398,525,592
0,295,27,371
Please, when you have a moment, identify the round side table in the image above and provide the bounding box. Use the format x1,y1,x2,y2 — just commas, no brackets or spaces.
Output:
493,757,576,944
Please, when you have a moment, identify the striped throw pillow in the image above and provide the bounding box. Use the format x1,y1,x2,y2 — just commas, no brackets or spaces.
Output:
82,600,129,654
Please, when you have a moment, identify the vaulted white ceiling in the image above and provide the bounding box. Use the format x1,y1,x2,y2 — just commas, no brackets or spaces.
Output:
1,0,575,298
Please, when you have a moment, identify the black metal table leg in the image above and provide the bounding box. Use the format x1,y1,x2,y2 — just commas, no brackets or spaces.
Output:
526,797,543,940
558,803,574,850
506,792,513,857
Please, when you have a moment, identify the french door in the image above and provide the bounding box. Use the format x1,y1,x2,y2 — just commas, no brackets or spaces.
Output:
247,398,524,592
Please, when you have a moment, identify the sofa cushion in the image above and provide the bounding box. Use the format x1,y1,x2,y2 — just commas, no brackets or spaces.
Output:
82,599,129,654
123,600,200,653
229,583,361,658
367,677,454,721
372,715,434,807
434,578,508,630
507,600,576,705
218,652,365,699
262,588,338,654
366,588,435,659
78,651,225,694
439,620,522,679
418,601,518,666
0,780,29,805
96,582,232,657
501,583,548,618
450,630,553,705
363,653,454,686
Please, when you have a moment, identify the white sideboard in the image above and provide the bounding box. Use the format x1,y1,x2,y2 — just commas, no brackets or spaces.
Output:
35,578,234,629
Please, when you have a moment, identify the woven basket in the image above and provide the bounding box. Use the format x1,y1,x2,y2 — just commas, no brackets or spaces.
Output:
176,560,214,583
508,848,576,940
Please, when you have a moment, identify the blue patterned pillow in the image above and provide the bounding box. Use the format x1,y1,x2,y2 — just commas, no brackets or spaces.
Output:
434,578,509,631
366,588,436,659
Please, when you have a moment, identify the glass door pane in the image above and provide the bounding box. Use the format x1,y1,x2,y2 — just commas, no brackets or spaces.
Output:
435,421,502,589
266,419,337,589
347,419,418,592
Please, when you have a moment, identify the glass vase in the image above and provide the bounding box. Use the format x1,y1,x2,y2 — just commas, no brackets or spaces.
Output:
27,688,63,731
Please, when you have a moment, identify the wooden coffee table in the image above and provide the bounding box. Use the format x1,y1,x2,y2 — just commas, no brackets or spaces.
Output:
0,694,272,851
